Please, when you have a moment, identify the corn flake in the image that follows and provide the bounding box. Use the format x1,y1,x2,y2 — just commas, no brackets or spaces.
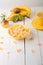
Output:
31,49,35,54
17,49,22,53
36,42,41,46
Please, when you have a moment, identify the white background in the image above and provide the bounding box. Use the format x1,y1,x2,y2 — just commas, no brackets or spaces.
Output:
0,0,43,9
0,1,43,65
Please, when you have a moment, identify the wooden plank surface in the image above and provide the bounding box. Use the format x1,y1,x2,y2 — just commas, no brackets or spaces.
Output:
25,18,42,65
25,7,43,65
0,7,43,65
0,20,24,65
35,7,43,63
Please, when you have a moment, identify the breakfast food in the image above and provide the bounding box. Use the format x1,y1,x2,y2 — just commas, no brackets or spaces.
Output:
0,13,9,28
31,17,43,30
31,11,43,30
37,11,43,17
36,42,41,46
7,6,31,22
31,49,35,54
11,6,31,17
7,14,25,22
37,11,43,26
8,24,30,40
16,49,22,53
2,18,9,28
0,47,3,51
29,37,34,40
0,42,3,44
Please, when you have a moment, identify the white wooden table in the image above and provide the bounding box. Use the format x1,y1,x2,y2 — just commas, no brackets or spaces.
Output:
0,7,43,65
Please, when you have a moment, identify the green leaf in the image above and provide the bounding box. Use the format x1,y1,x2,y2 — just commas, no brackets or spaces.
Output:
0,13,6,19
18,14,25,21
12,15,19,22
12,14,25,22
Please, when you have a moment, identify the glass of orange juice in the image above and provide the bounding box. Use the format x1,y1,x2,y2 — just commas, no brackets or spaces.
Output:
37,12,43,26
